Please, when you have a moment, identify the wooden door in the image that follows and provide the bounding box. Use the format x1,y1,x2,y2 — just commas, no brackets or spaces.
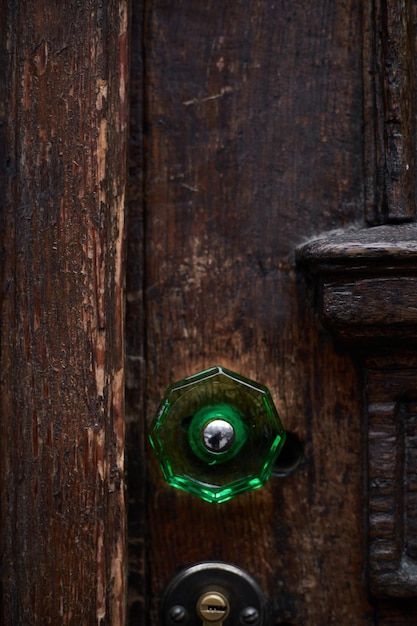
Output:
2,1,417,625
126,1,417,625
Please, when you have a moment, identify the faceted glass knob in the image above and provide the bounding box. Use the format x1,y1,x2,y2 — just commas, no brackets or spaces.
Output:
149,366,286,503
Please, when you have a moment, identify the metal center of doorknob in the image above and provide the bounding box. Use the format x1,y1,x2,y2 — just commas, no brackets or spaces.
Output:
202,419,236,453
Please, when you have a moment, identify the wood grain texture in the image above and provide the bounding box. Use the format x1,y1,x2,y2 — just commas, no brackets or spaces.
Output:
139,1,374,624
0,1,129,623
297,223,417,604
323,277,417,326
298,223,417,262
297,224,417,345
367,367,417,599
363,0,416,223
125,1,147,623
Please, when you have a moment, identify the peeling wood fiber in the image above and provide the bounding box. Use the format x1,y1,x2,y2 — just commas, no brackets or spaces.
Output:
0,1,129,624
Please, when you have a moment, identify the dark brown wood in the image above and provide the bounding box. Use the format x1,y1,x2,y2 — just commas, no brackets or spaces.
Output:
137,1,376,624
298,227,417,604
323,275,417,328
0,1,129,624
125,1,147,623
298,224,417,345
367,365,417,597
363,0,416,224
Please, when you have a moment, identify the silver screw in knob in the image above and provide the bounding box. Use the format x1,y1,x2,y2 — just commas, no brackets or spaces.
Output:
202,419,235,453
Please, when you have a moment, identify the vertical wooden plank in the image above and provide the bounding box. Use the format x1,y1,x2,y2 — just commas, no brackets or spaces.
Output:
363,0,416,224
363,0,386,223
125,1,147,623
382,0,416,221
143,1,372,624
0,1,129,623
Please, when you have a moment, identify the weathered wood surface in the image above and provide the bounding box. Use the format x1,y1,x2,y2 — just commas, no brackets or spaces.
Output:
0,1,129,624
134,1,376,624
297,224,417,345
125,1,147,623
298,221,417,608
298,223,417,261
363,0,416,223
366,364,417,598
297,2,417,591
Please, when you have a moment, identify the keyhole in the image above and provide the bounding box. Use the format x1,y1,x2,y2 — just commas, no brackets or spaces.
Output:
197,591,230,626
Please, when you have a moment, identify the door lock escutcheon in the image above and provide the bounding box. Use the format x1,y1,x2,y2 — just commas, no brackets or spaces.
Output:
160,562,268,625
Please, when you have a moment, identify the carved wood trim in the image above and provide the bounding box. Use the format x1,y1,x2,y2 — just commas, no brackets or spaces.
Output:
297,224,417,598
367,365,417,596
298,224,417,347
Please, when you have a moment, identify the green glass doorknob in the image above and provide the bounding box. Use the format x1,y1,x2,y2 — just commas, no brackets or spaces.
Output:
149,366,286,503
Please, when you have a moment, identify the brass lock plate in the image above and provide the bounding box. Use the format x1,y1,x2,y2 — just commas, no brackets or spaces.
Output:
197,590,230,625
160,561,267,625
